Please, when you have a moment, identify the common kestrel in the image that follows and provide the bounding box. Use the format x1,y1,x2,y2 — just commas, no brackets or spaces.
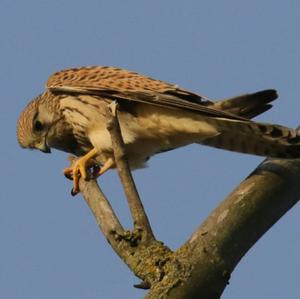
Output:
17,66,300,194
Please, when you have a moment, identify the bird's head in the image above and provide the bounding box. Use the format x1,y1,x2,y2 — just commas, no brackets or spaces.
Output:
17,93,55,153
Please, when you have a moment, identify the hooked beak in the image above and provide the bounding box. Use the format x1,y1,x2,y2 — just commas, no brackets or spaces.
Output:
35,140,51,153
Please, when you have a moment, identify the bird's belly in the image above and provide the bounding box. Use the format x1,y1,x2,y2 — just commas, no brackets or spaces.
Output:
88,104,219,169
89,126,166,169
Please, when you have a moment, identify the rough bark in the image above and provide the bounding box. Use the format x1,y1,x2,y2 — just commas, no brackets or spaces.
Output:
70,104,300,298
145,158,300,298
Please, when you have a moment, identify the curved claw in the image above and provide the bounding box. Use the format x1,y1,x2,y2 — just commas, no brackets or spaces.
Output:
71,187,79,197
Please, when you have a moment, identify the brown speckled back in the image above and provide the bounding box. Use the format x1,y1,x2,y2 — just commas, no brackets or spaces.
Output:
47,66,177,92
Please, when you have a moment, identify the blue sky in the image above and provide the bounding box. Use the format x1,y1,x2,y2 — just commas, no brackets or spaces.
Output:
1,1,299,298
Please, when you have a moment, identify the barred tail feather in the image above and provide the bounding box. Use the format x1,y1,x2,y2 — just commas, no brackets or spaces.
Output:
200,118,300,158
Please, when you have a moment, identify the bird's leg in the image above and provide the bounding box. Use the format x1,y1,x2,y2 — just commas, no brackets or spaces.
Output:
64,148,98,195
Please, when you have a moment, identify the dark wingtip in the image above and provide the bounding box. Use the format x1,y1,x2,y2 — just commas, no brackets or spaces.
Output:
239,89,278,119
253,89,278,103
243,104,273,119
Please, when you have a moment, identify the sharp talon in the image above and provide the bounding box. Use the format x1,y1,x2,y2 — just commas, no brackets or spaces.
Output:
71,188,79,196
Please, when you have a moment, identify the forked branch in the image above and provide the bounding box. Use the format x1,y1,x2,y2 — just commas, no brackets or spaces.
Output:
75,102,171,289
74,103,300,299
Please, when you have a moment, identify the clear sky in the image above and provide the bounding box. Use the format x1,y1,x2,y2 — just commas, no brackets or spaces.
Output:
1,1,299,298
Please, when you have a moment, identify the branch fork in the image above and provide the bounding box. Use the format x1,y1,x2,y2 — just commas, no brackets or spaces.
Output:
67,102,300,299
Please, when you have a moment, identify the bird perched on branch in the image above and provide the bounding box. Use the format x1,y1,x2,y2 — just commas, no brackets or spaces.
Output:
17,66,300,195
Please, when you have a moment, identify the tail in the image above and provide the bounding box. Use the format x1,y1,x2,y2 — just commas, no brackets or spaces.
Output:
211,89,278,119
200,117,300,158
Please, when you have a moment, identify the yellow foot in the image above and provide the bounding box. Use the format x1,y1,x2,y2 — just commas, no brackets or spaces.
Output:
63,151,115,196
63,159,98,181
63,148,98,196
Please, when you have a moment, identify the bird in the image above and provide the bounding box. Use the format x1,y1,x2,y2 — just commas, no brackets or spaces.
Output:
16,66,300,195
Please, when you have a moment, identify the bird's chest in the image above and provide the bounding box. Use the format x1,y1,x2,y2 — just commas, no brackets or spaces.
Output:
57,96,106,154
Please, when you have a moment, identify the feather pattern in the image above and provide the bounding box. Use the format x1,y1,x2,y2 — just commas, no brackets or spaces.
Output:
17,66,300,173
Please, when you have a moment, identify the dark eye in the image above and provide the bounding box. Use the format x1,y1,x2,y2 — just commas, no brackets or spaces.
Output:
33,120,43,131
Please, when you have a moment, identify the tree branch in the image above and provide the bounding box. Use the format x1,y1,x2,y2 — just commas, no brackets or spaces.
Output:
68,156,125,246
105,102,155,241
73,107,299,298
77,164,172,288
71,102,172,289
146,158,300,299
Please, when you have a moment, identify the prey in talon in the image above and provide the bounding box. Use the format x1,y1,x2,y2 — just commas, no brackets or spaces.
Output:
17,66,300,195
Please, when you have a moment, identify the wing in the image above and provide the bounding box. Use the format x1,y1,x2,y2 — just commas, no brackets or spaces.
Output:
46,66,248,121
212,89,277,119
